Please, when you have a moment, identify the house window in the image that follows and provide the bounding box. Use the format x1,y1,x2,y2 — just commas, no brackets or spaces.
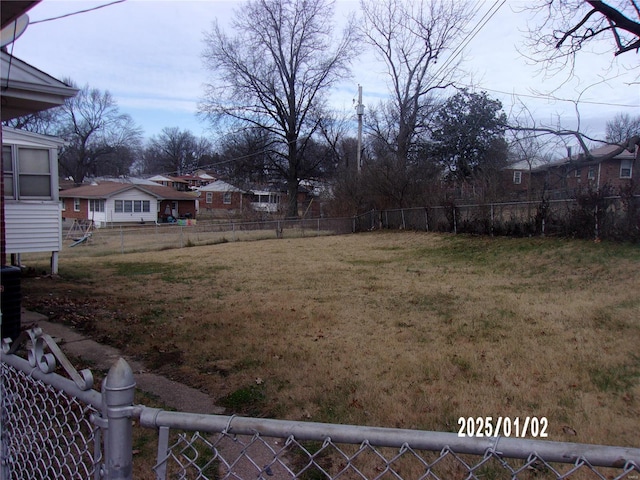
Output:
132,200,150,212
223,192,232,204
74,198,81,212
2,145,13,198
61,200,66,211
513,171,522,185
620,159,633,178
206,192,213,204
89,199,105,212
574,169,581,177
18,148,51,197
2,146,52,198
588,166,596,180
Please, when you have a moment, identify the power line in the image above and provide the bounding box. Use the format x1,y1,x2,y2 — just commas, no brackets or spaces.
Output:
29,1,126,25
429,0,506,84
423,0,636,109
461,84,639,108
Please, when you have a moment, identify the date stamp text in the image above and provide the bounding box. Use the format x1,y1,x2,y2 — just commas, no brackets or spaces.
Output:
457,416,548,438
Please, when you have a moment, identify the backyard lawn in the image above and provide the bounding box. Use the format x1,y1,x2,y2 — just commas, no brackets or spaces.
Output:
21,231,640,447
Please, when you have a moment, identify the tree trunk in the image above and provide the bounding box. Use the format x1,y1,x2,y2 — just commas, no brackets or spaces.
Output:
286,177,298,218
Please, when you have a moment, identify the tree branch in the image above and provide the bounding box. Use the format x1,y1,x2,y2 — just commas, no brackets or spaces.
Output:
555,8,598,48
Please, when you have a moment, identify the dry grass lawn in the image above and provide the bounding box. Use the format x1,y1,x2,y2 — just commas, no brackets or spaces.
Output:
21,232,640,448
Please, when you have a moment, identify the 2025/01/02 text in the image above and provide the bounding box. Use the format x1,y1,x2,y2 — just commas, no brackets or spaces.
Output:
458,417,549,438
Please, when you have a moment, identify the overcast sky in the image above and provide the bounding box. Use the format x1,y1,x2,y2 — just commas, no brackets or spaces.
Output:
7,0,640,148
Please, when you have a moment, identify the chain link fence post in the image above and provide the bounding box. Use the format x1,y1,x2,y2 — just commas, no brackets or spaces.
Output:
102,358,135,480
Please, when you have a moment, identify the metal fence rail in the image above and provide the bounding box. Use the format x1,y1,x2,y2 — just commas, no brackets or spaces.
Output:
139,409,640,480
1,329,639,480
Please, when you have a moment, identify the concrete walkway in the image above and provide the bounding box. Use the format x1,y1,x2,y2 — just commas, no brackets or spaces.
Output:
20,309,224,415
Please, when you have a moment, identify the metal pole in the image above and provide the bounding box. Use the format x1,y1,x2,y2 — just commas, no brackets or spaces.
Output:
491,204,494,236
453,206,457,234
356,85,364,174
103,358,135,480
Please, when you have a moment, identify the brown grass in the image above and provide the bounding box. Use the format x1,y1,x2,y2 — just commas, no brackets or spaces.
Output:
21,232,640,449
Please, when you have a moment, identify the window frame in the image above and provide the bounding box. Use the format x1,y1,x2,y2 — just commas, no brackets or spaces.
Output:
89,199,105,213
223,192,232,204
2,145,14,198
620,159,633,179
513,171,522,185
2,144,55,200
115,198,150,213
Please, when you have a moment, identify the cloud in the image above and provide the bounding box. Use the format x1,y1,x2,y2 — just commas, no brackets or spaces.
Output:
10,0,639,144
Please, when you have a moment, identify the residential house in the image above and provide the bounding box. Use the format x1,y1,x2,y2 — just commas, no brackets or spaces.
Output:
197,180,320,218
148,174,190,191
504,143,638,200
1,8,79,274
500,159,546,201
192,170,216,183
59,181,197,227
248,183,319,217
2,127,67,268
197,180,247,217
176,173,214,189
249,187,283,214
251,184,321,217
541,144,636,197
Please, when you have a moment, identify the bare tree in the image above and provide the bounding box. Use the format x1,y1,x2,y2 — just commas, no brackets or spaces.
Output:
143,127,213,176
216,127,276,187
522,1,640,77
57,82,143,184
507,108,561,203
360,0,473,168
606,112,640,143
2,109,62,135
200,0,358,217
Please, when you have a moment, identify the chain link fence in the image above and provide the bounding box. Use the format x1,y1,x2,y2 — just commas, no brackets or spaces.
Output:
2,328,639,480
61,195,639,259
64,217,356,256
356,195,640,240
143,412,640,480
1,351,101,479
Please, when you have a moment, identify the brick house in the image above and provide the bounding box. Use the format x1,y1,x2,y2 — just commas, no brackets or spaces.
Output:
148,175,190,191
249,183,320,217
504,143,638,200
60,181,198,227
197,180,247,217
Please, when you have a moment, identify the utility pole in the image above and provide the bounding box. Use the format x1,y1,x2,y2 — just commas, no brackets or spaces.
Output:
355,85,364,174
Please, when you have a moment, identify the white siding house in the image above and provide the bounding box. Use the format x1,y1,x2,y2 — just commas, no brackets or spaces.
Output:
60,181,198,227
100,188,157,226
2,127,65,270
